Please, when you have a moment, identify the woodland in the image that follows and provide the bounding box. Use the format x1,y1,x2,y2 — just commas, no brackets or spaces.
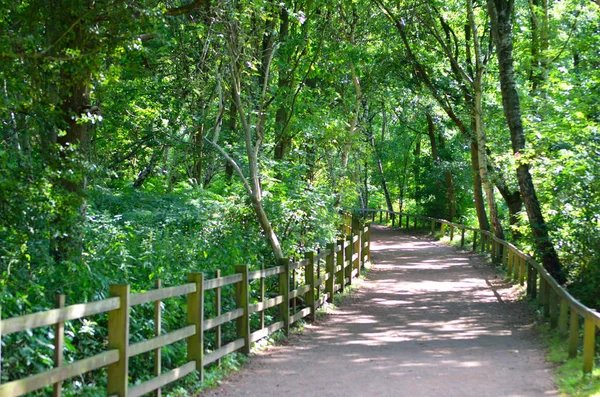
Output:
0,0,599,394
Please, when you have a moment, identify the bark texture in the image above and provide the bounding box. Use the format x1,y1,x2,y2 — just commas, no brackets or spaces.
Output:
487,0,565,283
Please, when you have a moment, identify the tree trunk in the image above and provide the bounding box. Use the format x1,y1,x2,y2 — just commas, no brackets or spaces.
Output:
470,141,490,231
274,7,291,161
372,109,394,214
487,0,565,283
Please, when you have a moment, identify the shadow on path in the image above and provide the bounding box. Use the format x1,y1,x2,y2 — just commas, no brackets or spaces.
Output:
202,225,557,397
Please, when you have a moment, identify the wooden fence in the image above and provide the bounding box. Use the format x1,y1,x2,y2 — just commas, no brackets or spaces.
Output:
0,217,371,397
359,208,599,375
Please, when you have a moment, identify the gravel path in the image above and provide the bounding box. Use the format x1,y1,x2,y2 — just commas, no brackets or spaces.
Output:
202,225,558,397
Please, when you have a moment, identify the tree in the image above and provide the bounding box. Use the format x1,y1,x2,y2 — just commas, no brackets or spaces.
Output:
486,0,565,283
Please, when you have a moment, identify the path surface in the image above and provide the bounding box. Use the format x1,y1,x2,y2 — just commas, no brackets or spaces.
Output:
202,226,557,397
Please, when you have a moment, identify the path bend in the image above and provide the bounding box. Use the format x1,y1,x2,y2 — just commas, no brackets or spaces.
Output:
202,225,557,397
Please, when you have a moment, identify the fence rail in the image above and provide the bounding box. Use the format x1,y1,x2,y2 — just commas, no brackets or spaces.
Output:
359,207,599,374
0,217,371,397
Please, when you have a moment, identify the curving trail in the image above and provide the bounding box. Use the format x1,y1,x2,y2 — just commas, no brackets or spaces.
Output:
202,225,557,397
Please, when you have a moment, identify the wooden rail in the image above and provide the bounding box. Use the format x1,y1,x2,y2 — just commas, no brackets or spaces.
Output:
0,216,371,397
359,208,599,375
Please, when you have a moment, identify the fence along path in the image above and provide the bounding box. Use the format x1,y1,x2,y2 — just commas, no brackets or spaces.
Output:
0,218,370,397
202,222,556,397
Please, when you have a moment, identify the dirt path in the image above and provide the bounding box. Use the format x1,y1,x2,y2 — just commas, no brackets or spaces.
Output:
202,226,558,396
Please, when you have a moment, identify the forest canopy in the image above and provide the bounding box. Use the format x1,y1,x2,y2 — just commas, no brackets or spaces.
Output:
1,0,599,393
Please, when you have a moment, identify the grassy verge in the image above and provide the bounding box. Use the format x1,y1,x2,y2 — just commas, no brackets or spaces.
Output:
536,323,600,397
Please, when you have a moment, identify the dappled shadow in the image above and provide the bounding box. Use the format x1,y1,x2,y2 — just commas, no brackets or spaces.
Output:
203,224,557,397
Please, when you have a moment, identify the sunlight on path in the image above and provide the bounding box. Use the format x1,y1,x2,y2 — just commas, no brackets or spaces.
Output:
203,225,557,397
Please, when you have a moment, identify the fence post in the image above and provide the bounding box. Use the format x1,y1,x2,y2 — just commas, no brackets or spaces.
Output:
365,224,371,263
440,223,445,238
379,211,382,224
430,221,435,235
326,243,335,303
538,276,546,309
472,231,477,251
460,228,465,247
153,280,162,397
583,316,595,374
107,284,130,397
391,212,395,227
186,273,204,379
568,310,579,359
513,253,520,281
542,279,551,318
558,299,569,336
235,266,251,355
385,211,388,224
279,258,290,336
449,226,454,241
305,251,316,321
530,266,538,299
256,267,264,333
549,291,559,327
53,294,65,397
519,257,526,285
336,239,345,293
346,235,353,286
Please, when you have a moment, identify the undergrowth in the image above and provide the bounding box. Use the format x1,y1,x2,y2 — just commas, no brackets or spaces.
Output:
536,323,600,397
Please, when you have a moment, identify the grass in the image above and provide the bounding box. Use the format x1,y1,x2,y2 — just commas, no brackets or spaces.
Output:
537,323,600,397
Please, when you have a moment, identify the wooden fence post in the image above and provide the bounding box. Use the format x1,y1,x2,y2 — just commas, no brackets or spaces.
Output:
538,276,546,309
519,257,526,285
472,231,477,251
365,224,371,263
336,239,345,293
530,266,538,299
549,291,559,327
279,258,290,336
326,243,335,303
542,279,551,318
346,235,353,286
449,226,454,241
406,215,409,229
413,216,417,230
441,223,445,237
583,316,596,374
379,211,382,224
186,273,204,380
305,251,316,321
107,284,130,397
53,294,65,397
431,221,435,235
558,299,569,336
258,267,264,331
460,228,465,247
385,211,388,224
235,266,250,355
154,280,162,397
568,310,579,359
